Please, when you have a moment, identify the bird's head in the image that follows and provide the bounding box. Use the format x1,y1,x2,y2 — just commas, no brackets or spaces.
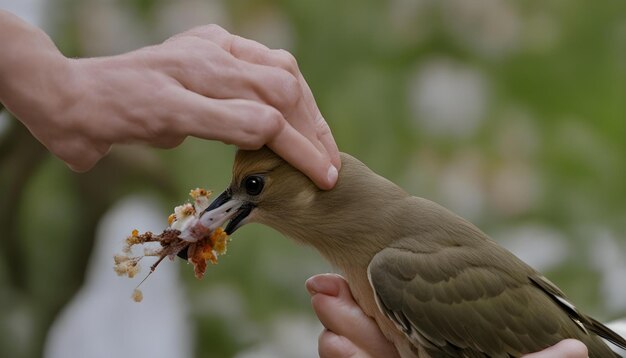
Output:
199,146,318,236
198,147,408,267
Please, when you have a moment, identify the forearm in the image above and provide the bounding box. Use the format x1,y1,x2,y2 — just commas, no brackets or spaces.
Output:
0,10,72,122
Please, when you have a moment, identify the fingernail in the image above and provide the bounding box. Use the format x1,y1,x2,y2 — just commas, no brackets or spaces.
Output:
327,165,338,187
306,275,340,297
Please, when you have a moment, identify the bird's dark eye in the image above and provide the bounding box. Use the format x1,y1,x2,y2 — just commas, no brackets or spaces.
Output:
244,175,264,196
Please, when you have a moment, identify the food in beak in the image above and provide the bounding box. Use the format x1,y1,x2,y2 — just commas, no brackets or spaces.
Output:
113,188,232,302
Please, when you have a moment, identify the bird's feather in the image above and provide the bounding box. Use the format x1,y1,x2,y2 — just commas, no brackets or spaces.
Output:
368,233,622,357
530,275,626,351
232,149,624,358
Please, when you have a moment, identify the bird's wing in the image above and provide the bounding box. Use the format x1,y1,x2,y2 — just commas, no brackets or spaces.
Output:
530,275,626,351
367,234,615,357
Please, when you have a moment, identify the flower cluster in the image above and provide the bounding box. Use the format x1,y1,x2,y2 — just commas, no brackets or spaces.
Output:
113,188,231,302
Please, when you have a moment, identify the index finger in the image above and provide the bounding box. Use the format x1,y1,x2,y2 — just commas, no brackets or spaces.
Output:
180,25,341,169
267,122,338,190
231,42,341,170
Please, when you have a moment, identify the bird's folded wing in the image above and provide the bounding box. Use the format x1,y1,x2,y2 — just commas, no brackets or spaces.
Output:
367,235,590,357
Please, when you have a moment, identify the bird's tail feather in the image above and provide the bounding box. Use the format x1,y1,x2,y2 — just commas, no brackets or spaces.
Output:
587,316,626,350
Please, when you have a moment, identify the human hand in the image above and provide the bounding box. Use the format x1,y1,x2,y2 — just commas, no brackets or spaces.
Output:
0,12,340,189
520,339,588,358
305,274,589,358
306,273,401,358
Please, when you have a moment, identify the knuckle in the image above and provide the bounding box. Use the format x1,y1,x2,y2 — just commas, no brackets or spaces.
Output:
147,119,170,139
269,70,301,110
273,49,299,76
166,24,232,51
257,106,284,141
94,141,112,156
202,23,224,34
245,105,284,148
198,24,232,49
189,24,227,38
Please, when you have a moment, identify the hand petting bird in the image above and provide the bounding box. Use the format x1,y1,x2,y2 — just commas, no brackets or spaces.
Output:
199,147,626,358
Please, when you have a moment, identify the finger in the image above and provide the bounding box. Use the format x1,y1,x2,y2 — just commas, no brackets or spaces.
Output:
231,43,342,172
165,89,336,188
318,329,360,358
267,122,337,189
161,28,300,119
166,89,279,147
168,26,339,186
227,40,337,161
315,114,341,169
228,40,310,114
306,273,345,296
521,339,588,358
174,25,321,134
171,27,305,119
206,34,339,168
227,41,317,139
306,274,400,357
226,38,312,117
163,40,302,118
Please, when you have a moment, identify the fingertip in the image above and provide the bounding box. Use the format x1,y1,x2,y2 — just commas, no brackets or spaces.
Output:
309,163,337,191
306,274,342,297
326,165,338,188
307,162,337,191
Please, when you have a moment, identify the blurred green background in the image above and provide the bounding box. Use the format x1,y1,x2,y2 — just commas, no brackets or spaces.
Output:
0,0,625,357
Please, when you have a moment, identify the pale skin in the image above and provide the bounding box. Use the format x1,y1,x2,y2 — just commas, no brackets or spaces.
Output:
0,10,340,189
0,10,585,357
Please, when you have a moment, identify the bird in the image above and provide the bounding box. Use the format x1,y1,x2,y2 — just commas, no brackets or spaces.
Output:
197,147,626,357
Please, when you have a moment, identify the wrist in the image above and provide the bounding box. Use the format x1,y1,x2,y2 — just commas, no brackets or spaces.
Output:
0,11,76,127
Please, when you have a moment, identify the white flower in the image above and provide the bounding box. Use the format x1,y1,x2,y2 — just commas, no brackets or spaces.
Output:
170,203,196,231
190,188,212,213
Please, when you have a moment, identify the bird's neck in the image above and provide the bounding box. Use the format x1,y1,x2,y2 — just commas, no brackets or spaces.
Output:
266,184,411,271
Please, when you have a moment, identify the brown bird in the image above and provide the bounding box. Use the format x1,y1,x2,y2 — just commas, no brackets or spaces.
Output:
199,147,626,357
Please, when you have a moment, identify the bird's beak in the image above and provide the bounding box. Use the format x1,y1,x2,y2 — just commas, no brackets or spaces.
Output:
176,190,254,260
198,189,255,235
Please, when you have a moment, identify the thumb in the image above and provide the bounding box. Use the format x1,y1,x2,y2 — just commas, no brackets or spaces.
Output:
306,274,400,358
521,339,588,358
